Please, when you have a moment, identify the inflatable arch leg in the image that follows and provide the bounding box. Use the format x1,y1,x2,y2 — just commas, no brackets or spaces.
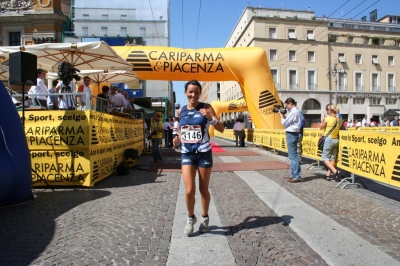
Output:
0,81,32,206
112,46,284,130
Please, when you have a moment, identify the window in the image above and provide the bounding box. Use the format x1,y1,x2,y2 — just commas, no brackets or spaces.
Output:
102,14,108,19
288,69,298,90
307,30,315,40
101,27,108,36
269,49,277,61
307,70,316,90
338,97,348,104
387,73,395,92
289,50,296,61
372,55,379,64
121,14,127,20
270,69,279,89
269,28,276,39
83,14,89,19
120,27,127,36
370,98,381,105
353,98,365,104
388,56,394,66
288,29,296,39
307,51,315,62
386,98,397,105
338,72,346,91
371,73,379,91
9,32,21,46
81,27,88,37
355,54,362,64
355,72,363,91
303,99,321,110
139,27,146,36
338,53,346,63
329,34,338,42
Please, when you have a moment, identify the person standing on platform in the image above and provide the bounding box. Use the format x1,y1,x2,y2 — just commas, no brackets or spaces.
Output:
47,79,59,110
233,118,245,147
96,85,109,113
280,97,302,183
151,113,164,163
77,76,92,110
30,68,49,108
172,80,224,236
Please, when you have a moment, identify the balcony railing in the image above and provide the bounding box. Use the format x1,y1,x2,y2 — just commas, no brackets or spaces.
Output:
371,85,380,92
289,83,298,90
355,85,363,91
308,84,317,90
388,86,396,92
338,85,347,91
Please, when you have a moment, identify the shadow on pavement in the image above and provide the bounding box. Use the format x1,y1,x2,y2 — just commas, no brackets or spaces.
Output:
0,189,110,265
190,215,294,237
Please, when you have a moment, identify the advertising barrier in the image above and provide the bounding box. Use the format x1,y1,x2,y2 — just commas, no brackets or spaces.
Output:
215,128,400,189
21,110,144,187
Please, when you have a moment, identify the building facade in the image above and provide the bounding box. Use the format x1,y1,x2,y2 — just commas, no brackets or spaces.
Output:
220,7,400,128
67,0,173,113
0,0,67,47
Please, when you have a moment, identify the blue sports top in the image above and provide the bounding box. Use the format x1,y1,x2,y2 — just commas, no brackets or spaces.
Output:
179,102,212,153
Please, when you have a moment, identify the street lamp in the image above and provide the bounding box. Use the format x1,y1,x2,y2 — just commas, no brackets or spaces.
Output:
327,63,347,105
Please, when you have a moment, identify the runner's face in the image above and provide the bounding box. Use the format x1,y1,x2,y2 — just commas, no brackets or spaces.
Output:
185,84,201,104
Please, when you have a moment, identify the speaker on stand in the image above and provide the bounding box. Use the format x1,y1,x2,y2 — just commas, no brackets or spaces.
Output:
9,51,54,191
9,51,37,128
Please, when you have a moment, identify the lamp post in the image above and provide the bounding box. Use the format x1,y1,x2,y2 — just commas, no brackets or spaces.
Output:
327,63,347,105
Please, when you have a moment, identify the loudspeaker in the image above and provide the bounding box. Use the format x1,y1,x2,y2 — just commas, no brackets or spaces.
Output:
9,52,37,86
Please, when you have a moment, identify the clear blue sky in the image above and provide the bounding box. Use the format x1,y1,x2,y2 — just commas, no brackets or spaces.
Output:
169,0,395,106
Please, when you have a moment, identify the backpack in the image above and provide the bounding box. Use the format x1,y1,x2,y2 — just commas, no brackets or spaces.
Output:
124,148,139,160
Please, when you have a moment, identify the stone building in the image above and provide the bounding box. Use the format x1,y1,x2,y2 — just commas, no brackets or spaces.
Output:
217,7,400,127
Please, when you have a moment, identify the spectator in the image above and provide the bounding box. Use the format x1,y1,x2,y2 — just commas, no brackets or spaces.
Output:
109,86,125,111
382,117,389,126
320,104,341,181
151,113,164,163
370,118,378,127
362,115,368,127
355,119,362,128
128,97,135,109
123,91,130,108
390,116,399,126
76,76,92,110
280,97,302,183
172,117,180,140
346,119,354,128
24,96,32,108
164,118,171,148
29,68,49,108
96,85,109,113
233,118,245,147
47,79,59,110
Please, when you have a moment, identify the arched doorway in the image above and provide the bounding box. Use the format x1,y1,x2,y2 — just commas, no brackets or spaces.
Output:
301,98,322,128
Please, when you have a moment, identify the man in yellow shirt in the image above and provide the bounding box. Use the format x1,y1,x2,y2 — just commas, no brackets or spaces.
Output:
151,113,164,163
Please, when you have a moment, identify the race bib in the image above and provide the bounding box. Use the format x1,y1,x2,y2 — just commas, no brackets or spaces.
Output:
181,125,202,143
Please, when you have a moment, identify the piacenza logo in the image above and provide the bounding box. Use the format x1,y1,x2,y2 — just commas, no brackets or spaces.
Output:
126,50,225,73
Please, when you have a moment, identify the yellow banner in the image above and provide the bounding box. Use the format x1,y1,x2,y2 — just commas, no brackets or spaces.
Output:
337,131,400,188
21,110,144,187
24,111,89,150
347,127,400,132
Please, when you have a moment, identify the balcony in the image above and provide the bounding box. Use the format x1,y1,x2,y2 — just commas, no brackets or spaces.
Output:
289,83,298,90
355,85,363,91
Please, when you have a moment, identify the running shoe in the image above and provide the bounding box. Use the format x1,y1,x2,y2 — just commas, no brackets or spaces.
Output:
184,216,197,235
199,216,209,233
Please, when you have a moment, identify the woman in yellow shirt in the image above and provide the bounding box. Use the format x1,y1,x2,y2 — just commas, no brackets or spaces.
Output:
320,104,341,181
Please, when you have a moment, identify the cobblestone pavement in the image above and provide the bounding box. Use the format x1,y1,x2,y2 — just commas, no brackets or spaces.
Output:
1,137,399,265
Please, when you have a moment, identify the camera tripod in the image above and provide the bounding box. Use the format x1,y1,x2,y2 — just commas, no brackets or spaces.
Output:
59,82,76,110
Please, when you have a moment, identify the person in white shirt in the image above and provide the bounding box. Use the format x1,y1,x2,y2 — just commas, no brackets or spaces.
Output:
382,117,389,126
346,119,354,128
76,76,92,110
172,117,180,140
233,118,246,147
108,86,125,111
163,119,172,148
361,115,368,127
29,68,49,108
280,97,302,183
123,91,130,109
355,119,362,128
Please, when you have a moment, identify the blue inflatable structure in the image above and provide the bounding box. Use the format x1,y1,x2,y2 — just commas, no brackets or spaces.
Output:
0,81,32,206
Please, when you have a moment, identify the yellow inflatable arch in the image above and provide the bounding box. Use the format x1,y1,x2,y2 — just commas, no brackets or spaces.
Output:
113,46,284,130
